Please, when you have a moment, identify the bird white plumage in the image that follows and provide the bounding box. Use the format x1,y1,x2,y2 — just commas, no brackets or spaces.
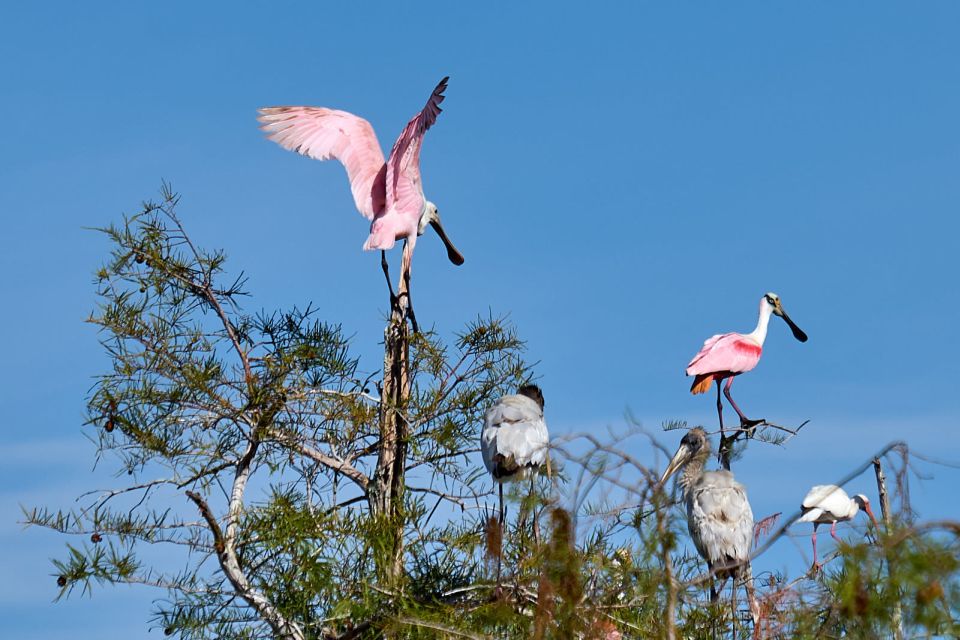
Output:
797,484,878,568
481,393,549,482
799,484,860,523
482,385,549,588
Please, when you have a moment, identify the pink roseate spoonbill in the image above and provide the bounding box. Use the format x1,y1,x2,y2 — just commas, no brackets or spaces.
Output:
660,428,759,623
799,485,879,568
257,77,464,331
686,292,808,437
481,384,549,583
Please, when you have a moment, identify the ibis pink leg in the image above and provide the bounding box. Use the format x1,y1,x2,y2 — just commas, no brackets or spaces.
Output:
811,523,821,569
830,521,841,543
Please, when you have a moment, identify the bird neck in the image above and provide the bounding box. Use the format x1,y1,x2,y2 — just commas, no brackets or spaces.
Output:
849,499,861,518
679,450,710,494
746,301,774,346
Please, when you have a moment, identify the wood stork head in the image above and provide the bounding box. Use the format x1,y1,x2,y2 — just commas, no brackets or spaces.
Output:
852,494,880,531
518,384,545,410
659,427,711,486
418,201,465,266
763,292,808,343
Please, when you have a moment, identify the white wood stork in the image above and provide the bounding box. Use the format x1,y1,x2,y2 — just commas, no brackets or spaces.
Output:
481,384,550,525
660,427,759,623
481,384,549,583
799,485,879,568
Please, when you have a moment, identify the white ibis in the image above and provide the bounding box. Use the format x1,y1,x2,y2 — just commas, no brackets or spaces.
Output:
660,428,759,622
799,485,879,568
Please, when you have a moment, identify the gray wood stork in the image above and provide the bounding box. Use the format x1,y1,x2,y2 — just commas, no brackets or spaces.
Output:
481,384,549,583
799,485,879,568
660,427,759,623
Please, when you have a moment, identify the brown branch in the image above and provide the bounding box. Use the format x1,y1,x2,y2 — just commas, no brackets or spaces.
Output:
281,437,370,491
874,457,904,640
165,209,254,388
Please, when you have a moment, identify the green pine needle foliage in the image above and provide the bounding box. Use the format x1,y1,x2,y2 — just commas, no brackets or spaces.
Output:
26,187,960,639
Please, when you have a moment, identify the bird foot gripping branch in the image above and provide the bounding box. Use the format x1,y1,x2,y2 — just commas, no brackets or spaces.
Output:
686,293,808,452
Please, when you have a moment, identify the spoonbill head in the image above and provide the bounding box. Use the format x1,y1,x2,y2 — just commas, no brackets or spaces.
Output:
417,202,464,265
763,292,808,343
799,485,880,567
686,293,808,438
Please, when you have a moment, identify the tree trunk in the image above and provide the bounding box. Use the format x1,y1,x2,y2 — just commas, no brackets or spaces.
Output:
370,281,411,587
873,457,903,640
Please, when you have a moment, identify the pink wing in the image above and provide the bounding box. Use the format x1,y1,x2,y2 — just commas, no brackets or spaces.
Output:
686,333,762,376
384,77,448,218
257,106,386,220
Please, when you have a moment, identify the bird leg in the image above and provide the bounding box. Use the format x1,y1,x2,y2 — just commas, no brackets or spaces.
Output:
723,377,763,435
398,240,419,334
716,381,725,438
496,482,504,590
381,251,399,309
830,521,842,543
716,382,734,469
810,523,822,572
742,563,760,627
403,270,420,334
730,575,738,636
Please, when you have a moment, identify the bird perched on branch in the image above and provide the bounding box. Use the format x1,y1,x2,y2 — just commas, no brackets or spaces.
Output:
799,484,879,568
258,77,464,331
481,384,550,524
660,427,759,623
686,293,808,438
481,385,550,584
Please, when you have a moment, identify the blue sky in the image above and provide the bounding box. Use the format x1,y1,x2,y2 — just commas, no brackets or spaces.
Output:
2,2,959,636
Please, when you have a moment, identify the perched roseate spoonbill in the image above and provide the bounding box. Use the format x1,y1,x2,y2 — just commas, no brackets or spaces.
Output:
660,428,759,623
258,77,463,330
798,485,879,568
686,292,808,436
481,384,549,583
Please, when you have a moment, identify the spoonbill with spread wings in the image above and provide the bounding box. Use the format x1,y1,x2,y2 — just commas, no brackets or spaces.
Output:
258,77,463,330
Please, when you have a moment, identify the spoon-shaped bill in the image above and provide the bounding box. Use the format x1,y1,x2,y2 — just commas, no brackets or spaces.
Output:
429,218,465,265
780,309,808,342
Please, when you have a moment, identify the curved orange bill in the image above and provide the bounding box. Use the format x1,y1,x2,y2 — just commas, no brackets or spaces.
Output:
429,219,465,266
780,309,808,342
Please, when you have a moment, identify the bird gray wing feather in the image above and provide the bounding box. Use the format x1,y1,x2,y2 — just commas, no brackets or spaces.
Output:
688,472,754,565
